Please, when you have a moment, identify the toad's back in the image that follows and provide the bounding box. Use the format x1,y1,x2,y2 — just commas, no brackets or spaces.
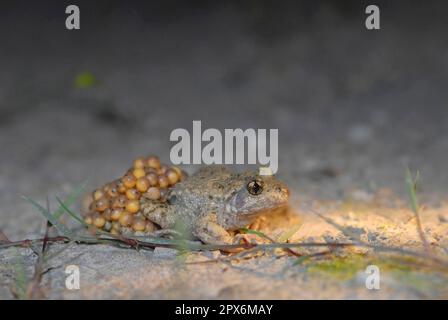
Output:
167,166,238,215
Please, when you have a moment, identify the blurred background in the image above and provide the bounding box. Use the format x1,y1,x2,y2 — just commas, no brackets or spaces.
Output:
1,0,448,238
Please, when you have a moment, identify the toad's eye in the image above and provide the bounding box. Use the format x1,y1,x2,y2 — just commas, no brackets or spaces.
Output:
247,179,263,196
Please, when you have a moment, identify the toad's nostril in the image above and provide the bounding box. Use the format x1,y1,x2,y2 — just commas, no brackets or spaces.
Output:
276,185,290,198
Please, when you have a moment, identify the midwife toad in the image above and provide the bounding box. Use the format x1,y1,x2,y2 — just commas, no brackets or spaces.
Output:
140,165,290,245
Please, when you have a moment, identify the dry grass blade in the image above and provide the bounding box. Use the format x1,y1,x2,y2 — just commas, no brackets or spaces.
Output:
277,224,302,243
187,246,264,265
240,227,301,257
307,207,363,242
26,200,53,299
405,167,431,254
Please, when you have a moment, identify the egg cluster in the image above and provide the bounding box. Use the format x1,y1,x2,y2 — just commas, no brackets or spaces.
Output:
83,155,186,235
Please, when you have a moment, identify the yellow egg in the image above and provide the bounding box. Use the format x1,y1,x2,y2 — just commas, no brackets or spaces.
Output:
122,174,136,188
103,208,112,221
106,183,119,198
133,168,146,179
146,173,158,186
119,211,133,227
125,199,140,214
115,180,127,194
112,195,127,208
133,157,146,169
126,188,141,200
93,189,105,201
136,177,150,192
158,175,169,188
146,187,161,200
84,215,93,225
146,156,161,169
93,215,106,228
166,169,179,185
171,166,182,177
132,218,146,232
111,208,123,221
94,197,109,212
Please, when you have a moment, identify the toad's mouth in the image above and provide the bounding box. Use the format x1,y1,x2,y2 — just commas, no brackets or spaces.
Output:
238,203,289,219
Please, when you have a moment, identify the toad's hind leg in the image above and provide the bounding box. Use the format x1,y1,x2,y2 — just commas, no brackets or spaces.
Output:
194,220,234,245
140,198,174,229
193,215,244,252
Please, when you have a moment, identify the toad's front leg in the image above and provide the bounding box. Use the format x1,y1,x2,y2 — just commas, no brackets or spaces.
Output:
193,213,269,252
194,214,234,246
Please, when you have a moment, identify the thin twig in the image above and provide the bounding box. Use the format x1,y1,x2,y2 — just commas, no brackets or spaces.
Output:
0,230,11,243
240,228,301,257
2,234,447,269
187,247,263,265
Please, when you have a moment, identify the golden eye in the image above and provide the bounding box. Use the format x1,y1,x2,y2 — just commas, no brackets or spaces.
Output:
247,179,263,195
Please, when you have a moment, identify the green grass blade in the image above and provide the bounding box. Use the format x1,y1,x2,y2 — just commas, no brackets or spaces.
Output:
53,180,88,220
22,196,74,238
277,223,302,243
292,255,312,266
55,196,86,226
239,227,270,239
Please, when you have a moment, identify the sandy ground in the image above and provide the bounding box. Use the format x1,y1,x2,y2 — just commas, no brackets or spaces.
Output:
0,2,447,299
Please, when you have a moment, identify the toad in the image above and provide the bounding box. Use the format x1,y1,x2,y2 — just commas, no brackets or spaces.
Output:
140,165,289,245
